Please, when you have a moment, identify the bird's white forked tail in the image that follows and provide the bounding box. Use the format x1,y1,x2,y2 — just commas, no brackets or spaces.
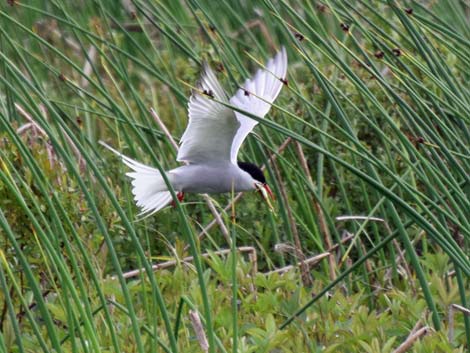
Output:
99,141,173,216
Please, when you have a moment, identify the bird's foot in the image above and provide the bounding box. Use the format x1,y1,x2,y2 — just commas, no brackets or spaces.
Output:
171,192,185,208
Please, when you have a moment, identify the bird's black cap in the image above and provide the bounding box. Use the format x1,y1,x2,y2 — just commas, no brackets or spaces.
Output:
238,161,266,184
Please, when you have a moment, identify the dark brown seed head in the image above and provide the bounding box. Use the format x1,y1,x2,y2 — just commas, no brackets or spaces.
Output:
209,24,216,33
374,51,384,59
405,8,413,15
58,73,66,81
294,32,304,41
280,78,288,86
392,48,401,57
244,89,250,96
215,62,224,72
340,23,350,32
316,3,327,12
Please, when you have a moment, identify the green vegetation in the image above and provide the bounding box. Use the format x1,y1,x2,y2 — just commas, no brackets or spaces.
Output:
0,0,469,352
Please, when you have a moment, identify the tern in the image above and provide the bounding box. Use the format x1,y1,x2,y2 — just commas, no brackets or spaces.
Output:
102,48,287,216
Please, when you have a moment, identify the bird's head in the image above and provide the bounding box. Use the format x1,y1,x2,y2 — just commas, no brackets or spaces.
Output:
237,161,275,211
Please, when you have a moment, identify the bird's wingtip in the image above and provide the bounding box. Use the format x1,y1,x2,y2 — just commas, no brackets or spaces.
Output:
279,46,287,63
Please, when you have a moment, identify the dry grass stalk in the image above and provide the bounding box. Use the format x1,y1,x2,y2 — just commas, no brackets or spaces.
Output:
326,232,355,253
336,215,388,271
392,325,432,353
34,19,81,54
188,310,209,352
389,225,424,292
392,238,413,287
295,141,336,281
15,103,70,176
335,214,386,222
116,246,257,280
271,157,312,286
448,304,470,342
15,103,47,136
265,252,330,275
80,46,97,89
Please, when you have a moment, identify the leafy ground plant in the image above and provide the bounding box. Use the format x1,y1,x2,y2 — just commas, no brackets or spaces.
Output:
0,0,469,352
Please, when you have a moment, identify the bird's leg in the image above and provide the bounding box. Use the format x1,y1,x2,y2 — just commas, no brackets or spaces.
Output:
171,192,185,208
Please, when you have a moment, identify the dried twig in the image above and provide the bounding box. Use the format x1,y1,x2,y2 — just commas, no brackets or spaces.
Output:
336,216,389,273
409,315,425,336
335,215,384,222
80,46,97,90
15,103,63,176
392,238,413,286
121,0,137,15
16,123,35,135
451,303,470,315
15,103,47,136
295,141,336,281
274,229,354,266
388,226,424,289
150,108,179,151
392,325,433,353
331,232,355,251
34,19,81,54
116,246,257,280
274,243,305,258
271,156,311,286
117,230,353,281
448,304,470,342
188,310,209,352
266,230,354,280
265,252,330,275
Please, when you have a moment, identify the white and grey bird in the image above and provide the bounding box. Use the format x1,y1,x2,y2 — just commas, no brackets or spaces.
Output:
102,48,287,216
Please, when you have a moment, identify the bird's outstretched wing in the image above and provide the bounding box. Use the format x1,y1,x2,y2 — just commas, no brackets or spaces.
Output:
177,48,287,165
177,64,239,164
229,47,287,163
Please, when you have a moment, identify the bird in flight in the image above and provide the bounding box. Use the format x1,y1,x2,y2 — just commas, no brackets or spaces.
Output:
102,48,287,216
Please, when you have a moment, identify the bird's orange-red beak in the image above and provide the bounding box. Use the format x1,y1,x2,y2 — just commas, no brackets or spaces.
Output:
263,184,274,200
256,182,275,211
